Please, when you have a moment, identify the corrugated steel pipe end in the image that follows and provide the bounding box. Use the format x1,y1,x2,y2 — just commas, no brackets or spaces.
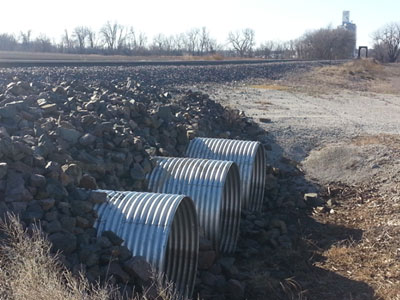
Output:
185,137,267,212
147,157,241,254
249,142,266,212
93,191,198,298
219,162,241,253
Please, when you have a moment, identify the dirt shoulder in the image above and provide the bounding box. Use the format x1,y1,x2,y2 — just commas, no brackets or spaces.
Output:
190,60,400,299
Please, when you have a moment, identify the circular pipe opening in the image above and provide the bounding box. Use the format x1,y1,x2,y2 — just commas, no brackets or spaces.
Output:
94,192,198,298
164,196,198,297
219,163,241,253
147,157,242,254
249,143,266,211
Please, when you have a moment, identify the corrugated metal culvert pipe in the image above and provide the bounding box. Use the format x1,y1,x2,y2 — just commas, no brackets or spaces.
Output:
93,191,198,297
147,157,241,254
185,137,266,212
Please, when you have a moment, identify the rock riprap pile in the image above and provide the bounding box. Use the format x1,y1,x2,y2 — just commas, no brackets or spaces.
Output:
0,61,330,88
0,69,264,296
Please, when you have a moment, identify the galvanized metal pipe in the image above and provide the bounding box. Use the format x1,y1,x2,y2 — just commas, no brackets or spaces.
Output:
147,157,241,254
185,137,266,211
93,191,198,297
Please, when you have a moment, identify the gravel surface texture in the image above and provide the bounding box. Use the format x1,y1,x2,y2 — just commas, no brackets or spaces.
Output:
189,83,400,184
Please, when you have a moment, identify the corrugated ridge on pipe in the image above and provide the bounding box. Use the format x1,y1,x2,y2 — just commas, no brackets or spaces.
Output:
93,191,198,297
147,157,241,254
185,137,266,211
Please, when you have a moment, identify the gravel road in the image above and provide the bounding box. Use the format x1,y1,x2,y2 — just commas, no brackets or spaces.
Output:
190,83,400,186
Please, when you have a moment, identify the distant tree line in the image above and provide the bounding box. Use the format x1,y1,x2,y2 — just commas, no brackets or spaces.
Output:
0,21,360,60
372,22,400,62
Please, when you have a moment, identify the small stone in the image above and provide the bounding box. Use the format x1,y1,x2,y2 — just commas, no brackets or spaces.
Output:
259,118,272,123
79,174,97,190
49,232,77,254
45,161,61,178
201,271,218,287
304,193,323,206
130,163,145,180
0,162,7,179
10,202,28,214
60,216,76,232
96,236,113,248
198,250,216,270
270,219,287,234
89,191,107,204
78,245,100,267
109,262,130,283
62,164,82,185
254,220,266,228
79,133,96,146
0,202,9,218
157,105,173,121
186,130,196,140
53,86,67,95
218,257,235,275
30,174,46,187
102,231,124,246
58,127,81,144
46,220,62,234
44,210,58,222
41,103,58,113
76,216,91,228
5,171,33,202
39,198,56,211
123,256,152,283
227,279,245,300
23,201,44,221
46,179,68,200
57,202,71,214
71,200,93,216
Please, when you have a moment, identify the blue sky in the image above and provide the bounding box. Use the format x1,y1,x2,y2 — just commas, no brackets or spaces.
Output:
1,0,399,47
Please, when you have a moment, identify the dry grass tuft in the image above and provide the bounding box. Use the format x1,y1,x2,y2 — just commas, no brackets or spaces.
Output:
0,214,117,300
0,214,187,300
315,59,384,80
275,58,400,95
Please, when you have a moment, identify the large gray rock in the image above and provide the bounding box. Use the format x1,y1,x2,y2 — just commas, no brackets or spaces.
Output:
5,171,33,202
58,127,82,144
49,232,77,254
30,174,46,187
123,256,152,283
79,133,96,146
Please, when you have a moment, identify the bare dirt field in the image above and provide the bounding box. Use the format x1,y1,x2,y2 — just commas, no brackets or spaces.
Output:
189,60,400,299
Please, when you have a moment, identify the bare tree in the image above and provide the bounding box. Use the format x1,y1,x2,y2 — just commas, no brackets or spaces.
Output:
185,28,200,55
296,26,355,60
100,21,125,52
73,26,88,53
151,33,165,53
172,33,185,53
32,34,53,52
19,30,32,50
151,33,175,54
227,28,255,57
0,33,17,50
86,28,97,50
198,27,211,55
257,41,275,58
61,29,75,52
372,22,400,62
